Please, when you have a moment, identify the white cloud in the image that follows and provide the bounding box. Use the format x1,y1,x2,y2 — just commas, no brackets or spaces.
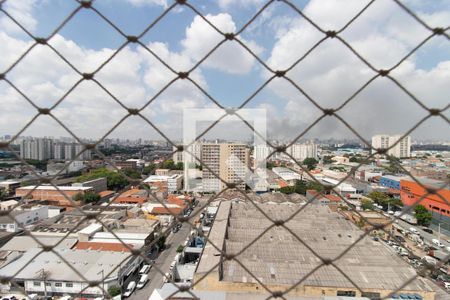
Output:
261,0,450,140
124,0,168,8
181,13,262,74
218,0,265,10
0,0,37,34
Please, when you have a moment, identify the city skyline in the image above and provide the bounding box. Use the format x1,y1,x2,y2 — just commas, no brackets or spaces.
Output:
1,0,449,141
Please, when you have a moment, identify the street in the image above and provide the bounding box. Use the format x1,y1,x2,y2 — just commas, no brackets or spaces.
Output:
393,217,450,249
128,199,205,300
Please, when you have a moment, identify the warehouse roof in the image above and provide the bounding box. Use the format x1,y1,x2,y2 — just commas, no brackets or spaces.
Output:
0,247,131,282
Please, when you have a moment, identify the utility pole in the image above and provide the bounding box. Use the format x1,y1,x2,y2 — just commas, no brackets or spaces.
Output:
36,268,48,299
438,223,441,242
97,269,105,298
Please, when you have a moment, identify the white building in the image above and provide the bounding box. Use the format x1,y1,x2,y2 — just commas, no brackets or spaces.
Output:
200,143,250,193
0,205,48,232
20,138,54,160
54,142,65,160
64,143,76,160
287,142,318,161
175,142,202,165
75,144,92,160
0,247,136,298
372,135,411,158
272,167,302,183
143,174,183,192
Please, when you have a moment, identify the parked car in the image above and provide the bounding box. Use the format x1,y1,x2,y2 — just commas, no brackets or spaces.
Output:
137,274,149,289
409,227,419,234
444,282,450,291
169,260,176,270
123,281,136,298
422,227,433,234
432,239,445,248
395,235,406,243
139,264,151,275
422,255,438,266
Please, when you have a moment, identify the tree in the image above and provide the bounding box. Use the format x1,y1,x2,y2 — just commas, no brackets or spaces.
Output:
303,158,318,170
176,245,184,253
77,168,129,190
142,164,156,175
0,188,8,200
415,205,432,226
123,168,141,179
108,285,121,297
84,192,101,204
322,156,335,164
157,235,166,250
73,192,85,202
361,199,374,210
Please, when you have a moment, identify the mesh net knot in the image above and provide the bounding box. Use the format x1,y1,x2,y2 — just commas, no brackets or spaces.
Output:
178,72,189,79
433,27,445,35
378,69,389,77
273,219,285,226
42,245,53,252
0,73,5,80
82,73,94,80
429,108,440,116
40,178,51,184
35,37,47,45
224,33,235,40
176,0,187,4
323,108,334,115
376,148,387,155
80,0,92,8
226,182,237,189
275,70,286,77
322,258,332,265
272,291,283,298
128,108,139,115
38,107,51,115
326,30,337,38
85,143,96,150
225,253,235,260
88,280,101,287
127,35,139,43
131,248,141,256
275,145,286,153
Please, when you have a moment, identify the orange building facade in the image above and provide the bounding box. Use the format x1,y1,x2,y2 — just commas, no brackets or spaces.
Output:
400,179,450,231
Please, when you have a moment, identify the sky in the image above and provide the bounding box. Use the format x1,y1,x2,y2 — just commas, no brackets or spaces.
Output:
0,0,449,144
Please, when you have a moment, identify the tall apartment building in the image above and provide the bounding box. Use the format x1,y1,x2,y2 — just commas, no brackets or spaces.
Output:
20,138,53,160
287,142,318,161
201,143,250,193
174,142,202,165
54,142,66,160
75,144,92,160
372,135,411,158
64,143,76,160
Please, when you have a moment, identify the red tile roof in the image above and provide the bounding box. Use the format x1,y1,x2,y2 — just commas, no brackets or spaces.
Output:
74,242,132,252
151,206,183,215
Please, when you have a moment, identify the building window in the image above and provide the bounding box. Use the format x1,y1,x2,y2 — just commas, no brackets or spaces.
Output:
337,291,356,297
66,283,73,287
362,292,381,300
45,283,51,286
55,282,62,287
33,282,41,286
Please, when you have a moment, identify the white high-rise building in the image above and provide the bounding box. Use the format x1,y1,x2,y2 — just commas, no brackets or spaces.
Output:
20,138,53,160
64,143,76,161
286,142,318,161
372,135,411,158
75,144,92,160
54,142,66,160
201,143,249,193
174,142,202,165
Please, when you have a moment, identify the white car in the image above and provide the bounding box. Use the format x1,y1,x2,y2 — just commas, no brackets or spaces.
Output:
137,274,149,289
444,282,450,291
409,227,419,234
432,239,445,248
123,281,136,298
139,264,151,275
